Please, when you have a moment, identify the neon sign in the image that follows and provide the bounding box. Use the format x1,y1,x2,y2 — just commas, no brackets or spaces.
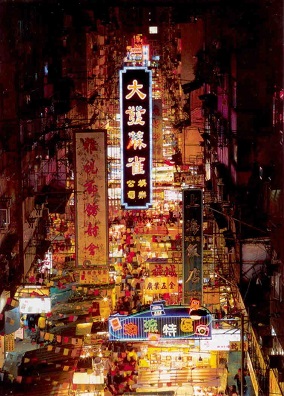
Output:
108,303,212,341
120,67,152,209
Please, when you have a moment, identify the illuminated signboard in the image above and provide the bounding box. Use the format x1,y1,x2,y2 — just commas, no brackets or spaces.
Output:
125,34,145,65
182,189,203,304
108,303,212,341
120,67,152,209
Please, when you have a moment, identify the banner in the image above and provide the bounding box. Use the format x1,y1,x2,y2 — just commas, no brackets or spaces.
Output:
75,130,108,266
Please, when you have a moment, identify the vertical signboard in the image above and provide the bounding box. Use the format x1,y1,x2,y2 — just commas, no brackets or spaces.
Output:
75,130,108,266
142,44,150,67
120,66,152,209
153,99,163,162
182,189,203,304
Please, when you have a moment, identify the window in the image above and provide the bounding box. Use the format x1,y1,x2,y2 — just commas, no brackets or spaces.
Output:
149,26,158,34
271,272,282,302
0,209,10,229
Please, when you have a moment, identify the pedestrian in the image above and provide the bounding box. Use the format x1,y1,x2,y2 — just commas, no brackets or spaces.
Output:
27,314,36,333
135,298,142,312
234,368,247,394
37,314,46,331
116,297,124,313
227,384,238,396
122,296,131,313
0,368,4,382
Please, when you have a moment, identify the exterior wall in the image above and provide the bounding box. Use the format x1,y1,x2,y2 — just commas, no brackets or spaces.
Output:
0,4,22,287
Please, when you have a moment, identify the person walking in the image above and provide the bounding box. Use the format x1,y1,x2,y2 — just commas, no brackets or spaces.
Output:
234,368,247,394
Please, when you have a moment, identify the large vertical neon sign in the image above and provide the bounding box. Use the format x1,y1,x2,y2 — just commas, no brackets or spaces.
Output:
120,67,152,209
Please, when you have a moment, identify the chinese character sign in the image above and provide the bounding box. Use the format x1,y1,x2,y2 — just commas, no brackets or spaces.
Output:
120,67,152,209
108,305,212,341
78,268,109,285
182,189,203,304
145,263,179,295
75,130,108,266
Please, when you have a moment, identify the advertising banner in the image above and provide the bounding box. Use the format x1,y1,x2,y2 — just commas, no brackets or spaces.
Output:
182,189,203,304
120,67,152,209
75,130,108,266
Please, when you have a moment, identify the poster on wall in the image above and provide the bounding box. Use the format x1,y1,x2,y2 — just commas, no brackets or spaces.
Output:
75,130,108,266
120,67,152,209
182,188,203,304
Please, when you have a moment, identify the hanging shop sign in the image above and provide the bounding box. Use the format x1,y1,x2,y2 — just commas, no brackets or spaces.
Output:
229,340,248,351
120,67,152,209
200,329,241,351
108,301,212,341
144,261,179,294
182,188,203,304
75,130,108,266
144,276,178,295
